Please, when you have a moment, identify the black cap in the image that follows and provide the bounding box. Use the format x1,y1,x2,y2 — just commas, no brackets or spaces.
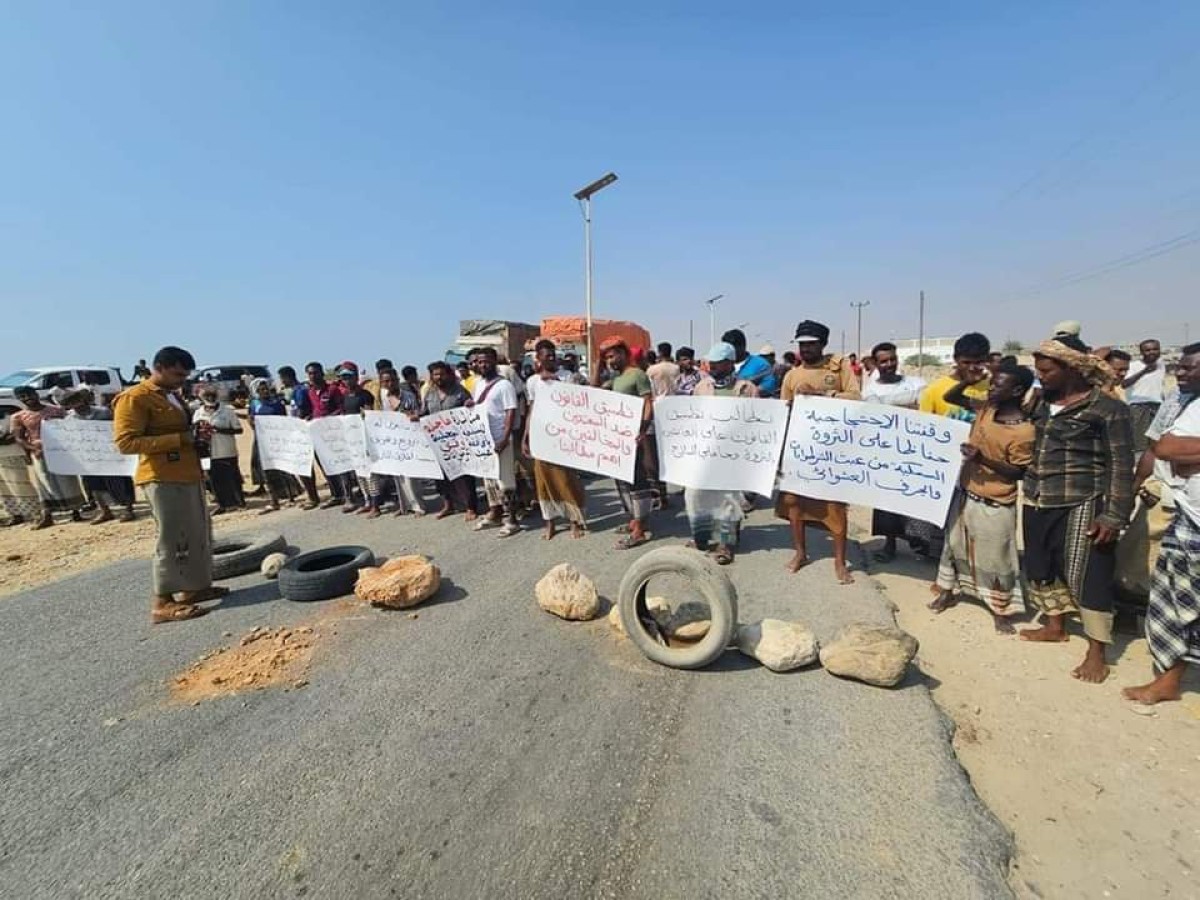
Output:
794,320,831,344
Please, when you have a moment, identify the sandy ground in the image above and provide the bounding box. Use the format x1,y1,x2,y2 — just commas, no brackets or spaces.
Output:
3,489,1196,897
855,514,1200,900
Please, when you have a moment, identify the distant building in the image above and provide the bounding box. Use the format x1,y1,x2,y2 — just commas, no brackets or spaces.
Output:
890,337,957,366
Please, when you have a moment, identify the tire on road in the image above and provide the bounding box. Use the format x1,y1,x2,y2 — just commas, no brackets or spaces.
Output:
211,531,288,581
617,546,738,670
278,546,375,602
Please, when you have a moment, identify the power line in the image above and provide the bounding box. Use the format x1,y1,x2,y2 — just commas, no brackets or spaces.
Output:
1000,227,1200,300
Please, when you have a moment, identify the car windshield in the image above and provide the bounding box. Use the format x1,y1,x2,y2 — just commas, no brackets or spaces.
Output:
0,370,37,388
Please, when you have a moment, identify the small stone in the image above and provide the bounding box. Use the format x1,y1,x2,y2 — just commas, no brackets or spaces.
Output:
356,556,441,609
222,631,233,638
293,679,309,689
819,623,919,687
535,563,600,621
645,597,710,641
260,552,288,579
5,553,22,562
736,619,819,672
102,717,121,728
608,604,626,636
408,613,419,620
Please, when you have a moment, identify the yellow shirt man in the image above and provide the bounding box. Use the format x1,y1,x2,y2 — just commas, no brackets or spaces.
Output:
919,374,989,422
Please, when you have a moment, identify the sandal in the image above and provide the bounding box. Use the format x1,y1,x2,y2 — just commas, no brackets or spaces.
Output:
617,533,651,550
179,586,231,605
712,548,734,566
152,603,209,624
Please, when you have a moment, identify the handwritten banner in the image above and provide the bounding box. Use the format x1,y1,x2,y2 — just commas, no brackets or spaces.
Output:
420,407,499,481
41,419,136,477
779,398,971,525
253,415,315,478
309,415,370,477
654,396,787,496
363,411,444,480
529,382,639,482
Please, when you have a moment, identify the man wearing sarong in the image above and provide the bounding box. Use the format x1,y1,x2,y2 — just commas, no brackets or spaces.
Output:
10,386,84,529
686,342,757,565
597,339,655,550
777,319,860,584
1124,342,1200,704
113,346,227,624
61,387,137,523
1020,336,1134,683
931,362,1036,633
522,340,588,540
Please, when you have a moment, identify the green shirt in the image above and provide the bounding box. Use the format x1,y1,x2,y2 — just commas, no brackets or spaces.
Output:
610,368,652,398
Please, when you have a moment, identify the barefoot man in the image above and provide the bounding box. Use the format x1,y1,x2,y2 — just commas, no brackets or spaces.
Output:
1124,341,1200,704
930,362,1036,633
777,320,860,585
1020,337,1134,682
113,346,227,623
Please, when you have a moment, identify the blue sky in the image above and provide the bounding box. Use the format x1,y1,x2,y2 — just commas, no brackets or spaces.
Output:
2,1,1197,374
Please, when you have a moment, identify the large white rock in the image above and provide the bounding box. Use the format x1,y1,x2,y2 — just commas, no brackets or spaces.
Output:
646,597,711,641
736,619,819,672
536,564,600,621
819,623,919,687
261,552,288,579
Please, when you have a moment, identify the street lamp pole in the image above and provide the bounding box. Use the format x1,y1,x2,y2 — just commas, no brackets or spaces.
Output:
705,294,724,346
850,300,870,359
574,172,619,372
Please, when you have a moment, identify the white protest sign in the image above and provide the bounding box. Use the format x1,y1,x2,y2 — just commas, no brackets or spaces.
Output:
253,415,315,478
654,396,787,496
528,381,639,482
420,407,499,481
363,411,444,480
779,398,970,526
41,418,136,478
309,415,370,477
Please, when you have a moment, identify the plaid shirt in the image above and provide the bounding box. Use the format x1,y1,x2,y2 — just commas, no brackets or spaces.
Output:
1023,389,1135,528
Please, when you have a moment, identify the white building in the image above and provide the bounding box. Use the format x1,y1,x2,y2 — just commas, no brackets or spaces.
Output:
890,337,957,366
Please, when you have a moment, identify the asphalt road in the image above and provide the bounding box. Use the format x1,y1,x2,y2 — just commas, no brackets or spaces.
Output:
0,485,1011,899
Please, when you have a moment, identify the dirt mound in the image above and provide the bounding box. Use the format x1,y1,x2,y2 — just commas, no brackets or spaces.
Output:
171,625,317,704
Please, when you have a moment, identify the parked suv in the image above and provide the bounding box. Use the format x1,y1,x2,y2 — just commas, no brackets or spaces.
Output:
0,366,126,427
192,364,272,399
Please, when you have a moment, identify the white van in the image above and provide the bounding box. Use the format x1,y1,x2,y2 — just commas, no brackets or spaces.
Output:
0,365,126,426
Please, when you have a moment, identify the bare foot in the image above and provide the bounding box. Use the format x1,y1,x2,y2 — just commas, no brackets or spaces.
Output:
435,506,453,520
1123,680,1182,705
570,524,585,539
543,522,557,541
993,616,1016,635
1019,624,1069,643
928,592,958,613
1071,646,1109,684
786,553,811,573
835,563,855,585
90,509,115,525
465,512,478,523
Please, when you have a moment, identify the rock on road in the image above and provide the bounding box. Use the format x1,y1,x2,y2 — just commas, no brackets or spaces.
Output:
0,487,1011,898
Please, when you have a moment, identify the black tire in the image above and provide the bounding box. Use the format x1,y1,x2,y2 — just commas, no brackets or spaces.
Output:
211,531,288,580
278,546,375,602
617,546,738,670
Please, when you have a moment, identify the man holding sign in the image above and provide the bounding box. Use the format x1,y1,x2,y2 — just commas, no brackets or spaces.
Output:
597,339,656,550
777,320,861,585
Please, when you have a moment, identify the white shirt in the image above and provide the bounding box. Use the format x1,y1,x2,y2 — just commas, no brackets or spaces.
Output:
1166,399,1200,525
193,404,241,459
863,375,926,408
472,376,518,443
646,361,680,399
1126,360,1166,405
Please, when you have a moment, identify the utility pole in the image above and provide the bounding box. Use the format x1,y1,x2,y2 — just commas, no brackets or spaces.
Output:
573,172,618,370
918,291,926,378
850,301,870,358
705,294,724,346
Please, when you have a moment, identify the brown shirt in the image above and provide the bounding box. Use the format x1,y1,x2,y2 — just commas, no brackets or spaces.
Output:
962,406,1035,505
781,355,860,403
112,380,203,485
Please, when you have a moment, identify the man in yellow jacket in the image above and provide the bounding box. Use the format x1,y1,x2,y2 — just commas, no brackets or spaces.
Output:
113,346,227,624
